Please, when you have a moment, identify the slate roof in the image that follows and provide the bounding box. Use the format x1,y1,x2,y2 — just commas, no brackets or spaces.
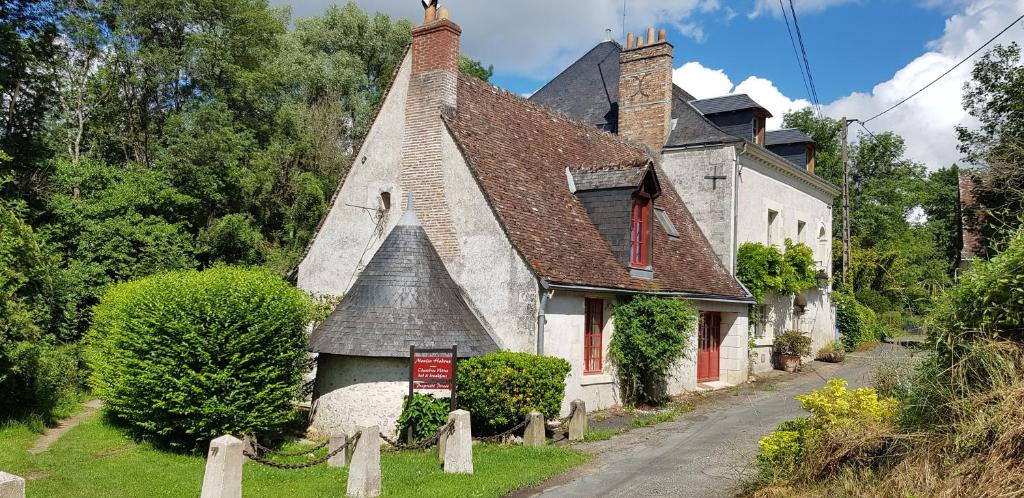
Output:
446,75,749,297
666,86,739,147
689,94,771,116
766,128,813,146
570,164,648,191
308,207,499,358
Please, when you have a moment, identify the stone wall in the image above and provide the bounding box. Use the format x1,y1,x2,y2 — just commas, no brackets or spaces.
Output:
660,146,736,272
310,355,410,438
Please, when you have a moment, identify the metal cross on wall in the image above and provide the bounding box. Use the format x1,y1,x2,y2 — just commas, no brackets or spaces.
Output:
704,163,728,190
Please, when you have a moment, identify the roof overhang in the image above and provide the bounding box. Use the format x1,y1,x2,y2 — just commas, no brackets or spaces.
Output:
540,279,755,304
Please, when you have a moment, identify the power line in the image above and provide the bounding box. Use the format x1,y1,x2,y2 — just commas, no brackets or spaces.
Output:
779,0,815,115
787,0,823,116
863,12,1024,124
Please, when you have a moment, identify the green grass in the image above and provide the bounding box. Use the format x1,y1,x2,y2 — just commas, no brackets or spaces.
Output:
631,401,695,428
0,413,587,497
581,428,621,442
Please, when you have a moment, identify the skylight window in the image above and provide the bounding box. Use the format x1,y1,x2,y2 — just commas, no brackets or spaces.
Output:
653,207,679,239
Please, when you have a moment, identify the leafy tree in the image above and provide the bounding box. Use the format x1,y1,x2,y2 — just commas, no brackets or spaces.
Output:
459,55,493,82
199,213,266,265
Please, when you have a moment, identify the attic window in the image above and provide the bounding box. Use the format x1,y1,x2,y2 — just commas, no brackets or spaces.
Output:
630,195,652,268
653,207,679,239
380,192,391,211
755,114,767,145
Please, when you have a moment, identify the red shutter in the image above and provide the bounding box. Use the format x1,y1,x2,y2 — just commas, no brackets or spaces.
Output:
631,197,651,267
584,298,603,373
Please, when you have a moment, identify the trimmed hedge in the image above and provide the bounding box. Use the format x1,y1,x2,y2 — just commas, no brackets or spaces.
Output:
87,266,311,451
455,352,570,434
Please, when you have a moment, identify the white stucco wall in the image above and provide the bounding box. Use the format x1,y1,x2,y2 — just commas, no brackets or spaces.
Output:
661,145,837,371
736,152,837,357
310,355,409,438
439,131,538,352
297,54,412,296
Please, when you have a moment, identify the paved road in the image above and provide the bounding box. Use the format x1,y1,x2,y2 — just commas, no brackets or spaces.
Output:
515,344,911,498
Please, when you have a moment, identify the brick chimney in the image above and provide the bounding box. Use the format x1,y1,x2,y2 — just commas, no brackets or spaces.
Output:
398,4,461,259
618,27,673,151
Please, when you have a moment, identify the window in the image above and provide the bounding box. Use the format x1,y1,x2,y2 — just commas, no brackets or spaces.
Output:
753,304,768,339
584,298,604,373
797,220,807,244
631,196,652,267
806,143,816,173
767,209,779,246
380,191,391,211
755,114,766,145
653,207,679,239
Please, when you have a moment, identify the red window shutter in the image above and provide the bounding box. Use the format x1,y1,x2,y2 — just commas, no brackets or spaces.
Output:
584,298,603,373
631,197,651,268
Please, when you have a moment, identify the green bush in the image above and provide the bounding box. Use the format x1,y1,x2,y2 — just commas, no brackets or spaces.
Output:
609,295,696,405
835,288,882,351
455,352,570,434
737,240,819,303
397,393,449,443
87,266,312,451
0,341,85,423
755,418,815,482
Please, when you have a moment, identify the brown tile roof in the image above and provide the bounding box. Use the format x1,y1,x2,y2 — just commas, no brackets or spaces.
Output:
445,75,749,298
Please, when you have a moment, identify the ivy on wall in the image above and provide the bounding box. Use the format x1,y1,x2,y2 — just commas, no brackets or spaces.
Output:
737,239,820,304
610,295,697,406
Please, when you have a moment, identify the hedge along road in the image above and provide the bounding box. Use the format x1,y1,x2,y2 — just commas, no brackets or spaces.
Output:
512,343,913,498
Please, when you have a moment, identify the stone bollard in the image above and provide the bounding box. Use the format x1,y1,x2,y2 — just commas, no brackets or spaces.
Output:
347,426,381,498
524,411,545,447
327,432,349,468
200,435,244,498
240,435,257,464
442,410,473,474
0,472,25,498
568,399,587,442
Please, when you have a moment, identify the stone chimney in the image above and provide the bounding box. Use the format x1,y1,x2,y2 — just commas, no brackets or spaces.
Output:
398,3,461,259
618,27,673,151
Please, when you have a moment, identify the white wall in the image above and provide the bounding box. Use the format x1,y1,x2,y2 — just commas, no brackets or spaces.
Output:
439,131,538,352
310,355,409,438
737,152,836,357
298,54,411,296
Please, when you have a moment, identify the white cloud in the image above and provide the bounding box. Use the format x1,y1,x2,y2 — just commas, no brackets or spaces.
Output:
673,62,810,129
270,0,722,75
749,0,859,18
824,0,1024,170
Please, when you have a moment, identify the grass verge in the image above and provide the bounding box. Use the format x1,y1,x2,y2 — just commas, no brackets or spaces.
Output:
631,401,695,428
0,412,587,498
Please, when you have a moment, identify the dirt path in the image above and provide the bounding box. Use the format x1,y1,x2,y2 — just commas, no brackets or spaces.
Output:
511,344,912,498
27,399,102,455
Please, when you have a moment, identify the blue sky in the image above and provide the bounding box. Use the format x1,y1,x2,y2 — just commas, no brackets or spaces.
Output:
272,0,1024,170
492,1,948,102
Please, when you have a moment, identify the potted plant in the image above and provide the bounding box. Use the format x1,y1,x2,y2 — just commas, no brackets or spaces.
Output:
815,340,846,363
773,330,812,372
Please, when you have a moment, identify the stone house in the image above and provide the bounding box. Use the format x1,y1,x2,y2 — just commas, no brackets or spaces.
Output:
296,7,754,436
530,32,840,372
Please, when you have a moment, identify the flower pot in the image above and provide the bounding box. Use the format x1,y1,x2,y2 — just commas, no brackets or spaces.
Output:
781,354,801,372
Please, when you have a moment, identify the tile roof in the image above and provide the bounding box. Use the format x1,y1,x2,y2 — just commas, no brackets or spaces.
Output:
765,128,813,146
689,94,771,116
446,75,749,298
308,209,500,358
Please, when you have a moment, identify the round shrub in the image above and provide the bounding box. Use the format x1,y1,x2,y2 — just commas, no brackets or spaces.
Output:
609,295,696,405
455,352,570,434
87,266,311,450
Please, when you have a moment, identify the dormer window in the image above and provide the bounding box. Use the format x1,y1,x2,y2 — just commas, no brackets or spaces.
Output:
755,113,767,145
630,194,652,268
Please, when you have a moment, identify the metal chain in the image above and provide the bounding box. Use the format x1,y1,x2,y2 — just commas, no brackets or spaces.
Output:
252,438,328,457
243,433,359,470
380,422,453,451
474,416,530,443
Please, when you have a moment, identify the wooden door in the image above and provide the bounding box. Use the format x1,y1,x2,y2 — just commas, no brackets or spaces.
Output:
697,311,722,382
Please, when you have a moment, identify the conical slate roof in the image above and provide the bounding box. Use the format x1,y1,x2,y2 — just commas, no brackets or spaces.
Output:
308,205,499,358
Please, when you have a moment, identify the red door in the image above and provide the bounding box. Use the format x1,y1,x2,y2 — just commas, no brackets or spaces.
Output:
697,312,722,382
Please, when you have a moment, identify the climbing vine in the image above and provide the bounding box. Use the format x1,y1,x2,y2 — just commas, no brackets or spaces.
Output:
737,239,819,303
610,295,696,405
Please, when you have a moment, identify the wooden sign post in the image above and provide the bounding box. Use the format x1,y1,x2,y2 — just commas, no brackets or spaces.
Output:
406,345,458,443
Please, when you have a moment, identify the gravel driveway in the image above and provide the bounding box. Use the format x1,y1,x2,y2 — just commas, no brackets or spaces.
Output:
511,344,912,498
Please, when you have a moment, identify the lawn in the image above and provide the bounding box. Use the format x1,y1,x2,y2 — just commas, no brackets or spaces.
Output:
0,413,587,497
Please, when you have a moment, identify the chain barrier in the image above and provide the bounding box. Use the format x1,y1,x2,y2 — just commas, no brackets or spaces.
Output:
473,416,530,443
379,422,453,451
243,432,359,470
252,437,328,457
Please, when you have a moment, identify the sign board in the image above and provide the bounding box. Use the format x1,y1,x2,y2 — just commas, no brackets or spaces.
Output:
407,345,458,443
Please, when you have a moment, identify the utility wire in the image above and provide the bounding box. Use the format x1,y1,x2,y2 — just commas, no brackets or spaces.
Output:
788,0,823,116
779,0,816,115
863,12,1024,124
